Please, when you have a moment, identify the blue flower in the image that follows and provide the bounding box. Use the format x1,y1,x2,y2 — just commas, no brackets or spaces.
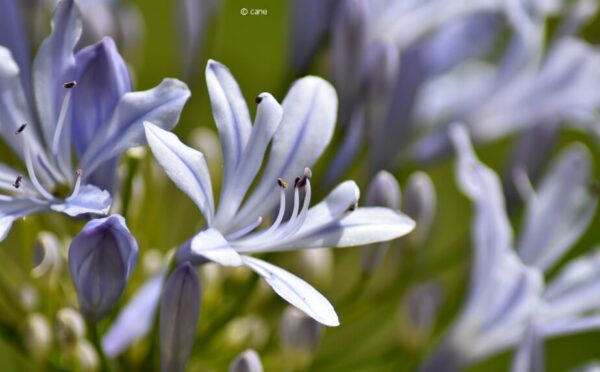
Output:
0,0,190,240
421,126,598,371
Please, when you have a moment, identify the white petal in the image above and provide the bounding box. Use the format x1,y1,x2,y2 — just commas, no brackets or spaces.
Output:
144,123,214,224
518,143,596,271
241,256,339,326
50,184,111,216
191,228,243,267
205,60,252,198
234,76,338,228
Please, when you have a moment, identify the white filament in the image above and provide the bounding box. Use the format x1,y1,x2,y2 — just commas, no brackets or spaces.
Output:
226,216,263,240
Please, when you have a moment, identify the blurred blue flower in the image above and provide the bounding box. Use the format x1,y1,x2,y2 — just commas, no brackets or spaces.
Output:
421,126,598,371
230,349,263,372
144,59,415,327
0,0,190,241
159,263,201,372
69,215,138,322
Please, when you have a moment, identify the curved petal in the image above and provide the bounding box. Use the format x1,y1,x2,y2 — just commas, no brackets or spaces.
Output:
191,228,243,267
518,143,597,271
33,0,81,148
0,198,49,241
242,256,339,327
72,37,132,156
79,78,191,175
233,76,338,228
144,123,214,224
205,60,252,196
511,322,544,372
50,184,111,217
0,0,31,90
215,93,283,227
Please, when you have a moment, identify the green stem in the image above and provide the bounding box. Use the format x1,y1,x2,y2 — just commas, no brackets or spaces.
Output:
87,322,111,372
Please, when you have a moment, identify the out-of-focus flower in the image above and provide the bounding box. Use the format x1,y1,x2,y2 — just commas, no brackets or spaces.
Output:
31,232,63,283
222,315,270,350
68,215,138,322
145,59,415,327
73,339,99,372
55,307,86,348
280,306,323,369
0,0,190,241
23,313,52,361
402,171,436,248
421,126,599,371
230,349,263,372
397,281,443,351
160,263,201,372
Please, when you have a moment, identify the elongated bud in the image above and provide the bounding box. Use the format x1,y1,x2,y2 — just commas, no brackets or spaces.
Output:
397,282,442,350
55,308,86,348
160,263,201,372
403,172,436,248
280,306,323,369
74,340,100,372
23,313,52,361
361,171,401,273
68,215,138,322
230,349,263,372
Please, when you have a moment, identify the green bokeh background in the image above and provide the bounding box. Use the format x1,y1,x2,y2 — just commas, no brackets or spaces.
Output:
0,0,599,371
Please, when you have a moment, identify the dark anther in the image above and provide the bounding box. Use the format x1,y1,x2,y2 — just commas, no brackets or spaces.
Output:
63,81,77,89
76,169,83,177
15,123,27,135
294,176,301,188
277,178,289,189
346,203,357,213
12,175,23,189
255,95,263,104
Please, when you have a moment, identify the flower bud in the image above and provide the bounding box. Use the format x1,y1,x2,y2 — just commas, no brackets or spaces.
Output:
31,232,63,284
229,349,263,372
403,171,436,248
297,248,334,290
68,215,138,322
55,308,86,348
396,282,442,351
280,306,323,369
361,171,401,273
23,313,51,361
222,315,270,350
160,263,201,372
74,340,100,372
19,283,38,311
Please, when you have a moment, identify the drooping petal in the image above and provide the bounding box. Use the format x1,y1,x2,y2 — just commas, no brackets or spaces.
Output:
160,263,201,372
518,143,597,271
144,123,214,224
79,79,191,175
191,228,243,267
72,37,132,156
235,77,338,228
215,93,283,228
242,256,339,327
32,0,81,149
205,60,252,196
102,274,164,356
450,125,513,299
51,184,111,217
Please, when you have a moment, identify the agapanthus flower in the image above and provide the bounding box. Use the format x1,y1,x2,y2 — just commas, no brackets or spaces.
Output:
0,0,190,240
102,59,415,357
420,126,599,371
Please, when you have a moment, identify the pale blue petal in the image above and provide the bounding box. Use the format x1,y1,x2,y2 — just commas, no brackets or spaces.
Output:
215,93,283,228
518,144,597,271
191,228,243,267
205,60,252,198
0,0,31,98
51,184,111,217
0,198,49,241
511,322,544,372
102,274,164,356
144,123,214,224
234,77,338,228
79,78,191,175
242,256,339,326
32,0,81,151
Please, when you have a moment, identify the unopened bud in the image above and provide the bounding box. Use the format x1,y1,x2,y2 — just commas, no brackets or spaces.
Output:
229,349,263,372
19,283,38,311
403,172,436,247
280,306,323,369
31,232,63,283
223,315,270,350
74,340,99,371
396,282,442,350
361,171,401,273
23,313,51,361
160,263,201,372
297,248,334,289
55,308,86,348
68,215,138,322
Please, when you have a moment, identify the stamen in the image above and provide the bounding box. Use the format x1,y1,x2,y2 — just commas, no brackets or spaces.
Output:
297,167,312,188
51,89,73,159
277,178,288,189
15,123,27,135
279,178,312,237
255,95,263,104
69,169,83,198
23,144,54,200
226,216,263,240
63,81,77,89
12,175,22,189
345,203,357,213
